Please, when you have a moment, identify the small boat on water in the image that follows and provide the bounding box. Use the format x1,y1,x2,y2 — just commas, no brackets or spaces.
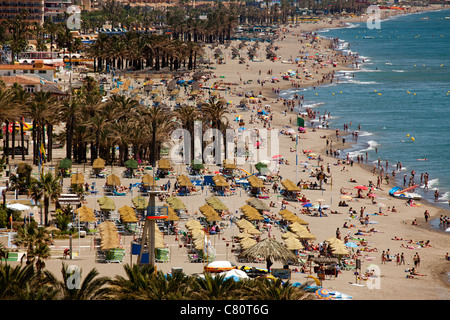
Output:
362,36,374,39
421,17,429,20
389,185,422,200
445,17,450,20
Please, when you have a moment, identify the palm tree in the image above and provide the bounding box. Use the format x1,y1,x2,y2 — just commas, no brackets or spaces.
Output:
58,99,79,161
0,263,38,299
44,263,111,300
174,104,199,163
0,85,14,163
26,91,59,165
10,84,31,161
39,172,62,226
109,264,192,300
241,278,313,300
201,97,230,164
13,220,50,271
189,273,239,300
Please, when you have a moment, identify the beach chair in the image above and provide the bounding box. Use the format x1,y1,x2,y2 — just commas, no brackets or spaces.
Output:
113,189,126,196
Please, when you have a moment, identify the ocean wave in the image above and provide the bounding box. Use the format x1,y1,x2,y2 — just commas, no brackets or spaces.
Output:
302,102,325,109
438,191,450,201
427,178,439,189
392,69,406,73
358,131,373,137
340,80,380,85
360,140,379,152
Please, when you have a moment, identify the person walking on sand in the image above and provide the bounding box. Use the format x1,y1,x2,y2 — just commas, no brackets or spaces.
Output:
424,210,430,223
400,253,405,265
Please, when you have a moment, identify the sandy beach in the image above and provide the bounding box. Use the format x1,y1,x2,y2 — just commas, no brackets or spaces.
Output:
3,5,449,301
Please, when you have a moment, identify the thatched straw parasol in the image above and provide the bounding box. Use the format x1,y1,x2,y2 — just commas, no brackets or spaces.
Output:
166,196,186,210
281,179,302,192
70,173,84,185
177,174,194,188
240,204,264,221
283,237,304,251
132,196,148,211
206,196,228,212
98,221,120,250
141,174,157,187
76,205,96,222
199,204,222,222
106,174,121,186
212,174,229,188
162,204,180,221
92,158,106,170
97,196,115,211
118,205,138,223
239,237,297,271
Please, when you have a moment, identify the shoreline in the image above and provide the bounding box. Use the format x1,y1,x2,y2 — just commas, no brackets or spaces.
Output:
289,6,450,215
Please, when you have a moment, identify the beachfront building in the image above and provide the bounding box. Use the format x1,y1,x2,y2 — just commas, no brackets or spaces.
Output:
0,60,56,82
0,0,45,25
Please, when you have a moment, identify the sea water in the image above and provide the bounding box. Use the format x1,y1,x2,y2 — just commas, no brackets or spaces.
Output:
280,8,450,222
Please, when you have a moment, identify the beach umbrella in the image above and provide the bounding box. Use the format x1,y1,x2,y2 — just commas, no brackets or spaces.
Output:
118,205,138,223
354,185,368,190
76,205,96,222
345,242,358,248
58,158,72,169
315,288,332,300
97,196,116,211
239,238,297,271
142,174,157,187
98,221,120,250
132,196,148,210
125,159,138,170
92,158,106,170
45,225,60,233
239,237,257,250
284,237,304,250
331,246,350,256
70,173,84,185
106,174,121,186
303,203,313,208
162,205,180,221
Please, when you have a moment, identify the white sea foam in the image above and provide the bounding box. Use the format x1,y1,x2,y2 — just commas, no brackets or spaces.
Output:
428,178,439,189
392,69,406,73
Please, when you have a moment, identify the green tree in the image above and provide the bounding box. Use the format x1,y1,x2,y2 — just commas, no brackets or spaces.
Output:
39,172,62,226
44,263,111,300
13,221,51,271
